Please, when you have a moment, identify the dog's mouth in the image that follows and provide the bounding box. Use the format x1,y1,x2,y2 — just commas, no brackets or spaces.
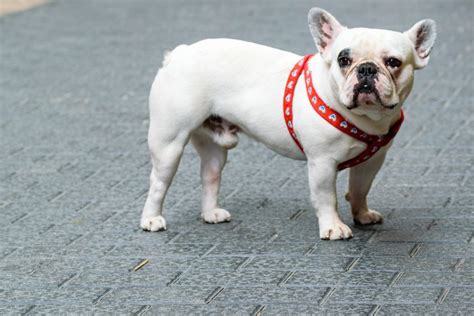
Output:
346,82,398,110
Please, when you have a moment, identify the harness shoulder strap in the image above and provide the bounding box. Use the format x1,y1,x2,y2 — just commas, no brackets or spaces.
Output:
283,54,404,171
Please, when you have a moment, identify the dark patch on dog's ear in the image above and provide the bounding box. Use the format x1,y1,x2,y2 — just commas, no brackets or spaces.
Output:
405,19,437,69
308,8,346,62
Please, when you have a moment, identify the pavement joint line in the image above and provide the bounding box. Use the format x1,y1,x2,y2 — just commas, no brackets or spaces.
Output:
8,147,24,156
109,179,124,189
103,245,116,256
421,165,432,176
235,256,254,271
134,305,151,316
304,243,317,256
267,232,279,243
436,287,451,304
409,243,422,258
441,85,464,110
230,220,243,231
166,271,184,286
279,176,292,188
81,169,99,181
92,288,113,305
204,286,225,304
112,153,125,162
0,201,12,210
138,159,151,168
385,208,397,219
251,304,266,316
57,273,78,288
75,201,92,212
388,271,404,287
319,287,336,306
101,212,118,224
11,213,28,224
277,271,295,286
135,188,149,200
453,258,465,272
369,304,382,316
366,231,378,244
31,154,47,163
38,224,55,235
460,172,471,187
57,161,75,173
426,219,437,231
165,231,182,244
412,80,435,102
65,234,83,246
402,125,427,149
289,209,307,220
201,244,219,257
48,191,65,203
1,247,17,260
256,197,270,209
447,130,460,142
86,146,99,154
279,163,305,188
21,305,36,316
344,257,361,272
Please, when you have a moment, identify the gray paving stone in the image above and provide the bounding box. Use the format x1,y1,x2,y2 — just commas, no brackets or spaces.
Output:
262,303,374,314
352,256,458,272
443,287,474,306
396,272,474,287
378,304,474,315
212,286,327,304
244,256,352,272
144,304,256,315
0,0,472,313
100,286,215,305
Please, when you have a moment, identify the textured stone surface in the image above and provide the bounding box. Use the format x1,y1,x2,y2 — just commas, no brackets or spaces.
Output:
0,0,473,314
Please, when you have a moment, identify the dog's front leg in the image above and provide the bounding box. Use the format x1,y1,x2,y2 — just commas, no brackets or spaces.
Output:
308,159,353,240
346,151,386,225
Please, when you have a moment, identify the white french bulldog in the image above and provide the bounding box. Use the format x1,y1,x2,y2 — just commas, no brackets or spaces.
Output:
140,8,436,240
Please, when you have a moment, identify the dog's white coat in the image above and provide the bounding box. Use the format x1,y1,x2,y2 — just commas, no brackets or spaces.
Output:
140,8,436,240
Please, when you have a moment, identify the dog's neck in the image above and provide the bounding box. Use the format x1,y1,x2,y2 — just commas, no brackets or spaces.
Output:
308,54,402,136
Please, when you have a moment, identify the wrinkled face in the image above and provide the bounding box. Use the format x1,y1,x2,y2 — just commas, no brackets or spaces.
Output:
308,8,436,120
330,29,415,116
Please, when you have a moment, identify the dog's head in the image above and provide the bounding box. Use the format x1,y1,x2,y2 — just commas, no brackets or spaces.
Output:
308,8,436,120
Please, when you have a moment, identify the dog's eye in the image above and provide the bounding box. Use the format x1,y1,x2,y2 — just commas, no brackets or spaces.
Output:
385,57,402,68
338,56,352,68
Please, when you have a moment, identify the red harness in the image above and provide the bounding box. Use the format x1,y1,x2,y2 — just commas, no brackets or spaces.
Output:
283,54,404,171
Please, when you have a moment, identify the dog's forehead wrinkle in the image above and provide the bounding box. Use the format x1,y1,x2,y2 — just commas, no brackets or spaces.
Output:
335,28,411,56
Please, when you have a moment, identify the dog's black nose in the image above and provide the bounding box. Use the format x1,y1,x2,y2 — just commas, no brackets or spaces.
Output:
357,62,377,79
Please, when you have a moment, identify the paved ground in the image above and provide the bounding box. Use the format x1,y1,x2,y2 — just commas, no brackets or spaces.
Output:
1,0,473,314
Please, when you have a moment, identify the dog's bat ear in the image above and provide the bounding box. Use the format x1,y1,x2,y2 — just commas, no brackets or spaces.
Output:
308,8,346,62
404,19,437,69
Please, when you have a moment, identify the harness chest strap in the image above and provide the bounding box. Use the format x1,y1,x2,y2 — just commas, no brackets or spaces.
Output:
283,54,404,171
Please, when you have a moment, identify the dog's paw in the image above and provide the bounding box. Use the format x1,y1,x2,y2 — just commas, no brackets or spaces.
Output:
354,209,383,225
202,208,232,224
319,219,353,240
141,215,167,231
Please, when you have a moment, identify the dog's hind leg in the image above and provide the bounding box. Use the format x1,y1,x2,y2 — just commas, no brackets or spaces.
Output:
191,131,232,224
140,128,189,231
140,63,204,231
